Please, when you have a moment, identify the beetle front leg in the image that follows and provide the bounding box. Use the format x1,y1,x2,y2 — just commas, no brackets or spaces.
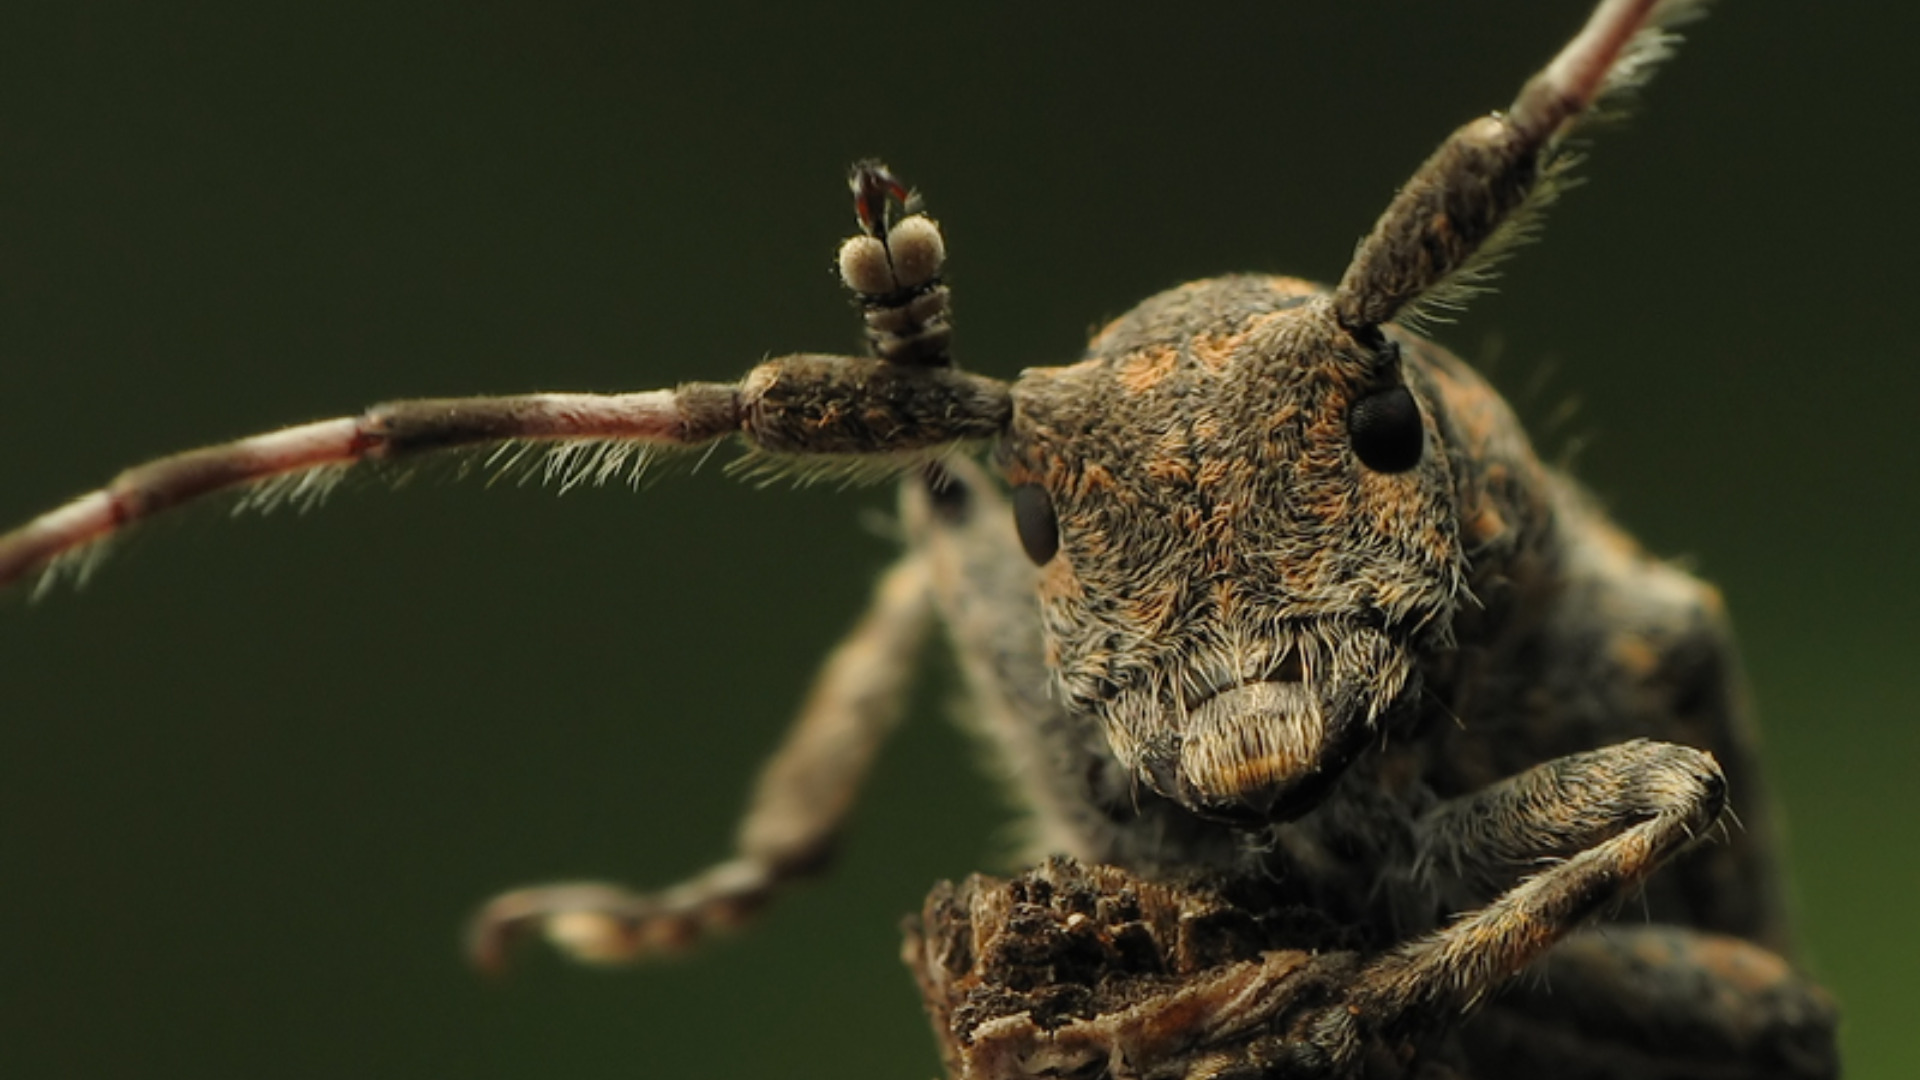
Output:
1362,740,1837,1077
468,548,935,971
1298,740,1731,1069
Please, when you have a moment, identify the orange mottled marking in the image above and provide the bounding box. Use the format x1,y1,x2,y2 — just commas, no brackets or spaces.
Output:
1071,520,1112,559
1206,756,1295,800
1465,503,1508,546
1127,582,1183,636
1116,345,1178,394
1039,555,1084,603
1203,502,1237,546
1079,462,1119,497
1146,428,1195,486
1191,331,1243,374
1146,456,1194,486
1002,456,1044,488
1038,457,1076,493
1610,633,1660,679
1691,934,1795,994
1415,345,1503,453
1627,932,1681,970
811,400,846,430
1194,459,1231,490
1211,578,1238,618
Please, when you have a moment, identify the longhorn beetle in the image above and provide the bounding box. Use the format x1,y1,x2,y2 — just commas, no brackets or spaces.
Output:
0,0,1840,1076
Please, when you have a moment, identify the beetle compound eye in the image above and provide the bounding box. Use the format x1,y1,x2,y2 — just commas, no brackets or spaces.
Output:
1348,385,1424,473
1011,484,1060,565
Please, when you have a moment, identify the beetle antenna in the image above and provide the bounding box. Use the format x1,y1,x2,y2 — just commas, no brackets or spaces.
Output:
838,161,953,367
1332,0,1709,333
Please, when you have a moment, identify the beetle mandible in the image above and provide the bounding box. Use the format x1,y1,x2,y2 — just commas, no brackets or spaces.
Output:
0,1,1840,1076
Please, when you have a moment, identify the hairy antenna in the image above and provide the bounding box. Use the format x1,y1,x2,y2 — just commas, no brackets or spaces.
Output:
1333,0,1706,332
0,165,1006,593
0,366,1009,593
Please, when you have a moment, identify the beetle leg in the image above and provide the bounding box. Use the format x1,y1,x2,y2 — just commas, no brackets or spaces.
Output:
1301,740,1732,1067
467,547,935,971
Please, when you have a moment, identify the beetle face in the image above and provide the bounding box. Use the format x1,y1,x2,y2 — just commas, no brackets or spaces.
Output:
1005,276,1465,824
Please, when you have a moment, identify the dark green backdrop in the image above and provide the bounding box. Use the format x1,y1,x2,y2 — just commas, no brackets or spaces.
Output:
1,2,1911,1076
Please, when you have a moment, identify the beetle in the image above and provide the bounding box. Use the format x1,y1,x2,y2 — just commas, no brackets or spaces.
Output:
0,1,1843,1077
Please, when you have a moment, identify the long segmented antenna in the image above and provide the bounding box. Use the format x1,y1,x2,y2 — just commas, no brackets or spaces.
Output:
1,160,1007,594
0,360,1009,596
1333,0,1706,332
0,392,721,593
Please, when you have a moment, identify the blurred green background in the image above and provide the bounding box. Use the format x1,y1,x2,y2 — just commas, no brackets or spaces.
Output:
0,2,1911,1076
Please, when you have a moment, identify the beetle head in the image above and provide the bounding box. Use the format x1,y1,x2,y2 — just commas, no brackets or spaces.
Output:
1004,276,1466,824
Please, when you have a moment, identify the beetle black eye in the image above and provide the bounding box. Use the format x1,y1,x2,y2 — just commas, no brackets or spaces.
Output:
1011,484,1060,565
1348,385,1424,473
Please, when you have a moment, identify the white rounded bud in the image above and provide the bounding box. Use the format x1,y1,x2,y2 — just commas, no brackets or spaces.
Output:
887,214,946,288
837,235,896,296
